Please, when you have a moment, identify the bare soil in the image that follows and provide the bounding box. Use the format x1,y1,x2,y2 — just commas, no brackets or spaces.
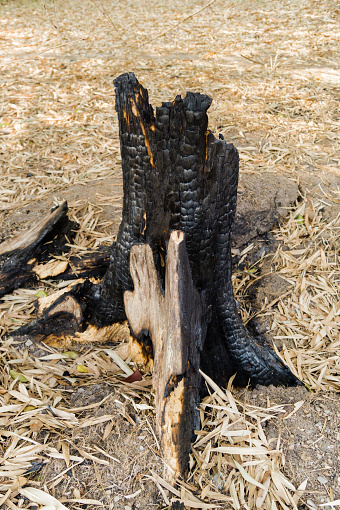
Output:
40,384,164,510
236,386,340,509
29,377,340,509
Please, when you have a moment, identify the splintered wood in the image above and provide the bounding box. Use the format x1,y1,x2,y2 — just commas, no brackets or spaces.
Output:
125,231,203,480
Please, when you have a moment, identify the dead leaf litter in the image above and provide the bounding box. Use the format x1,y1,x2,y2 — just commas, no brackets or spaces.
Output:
0,0,339,508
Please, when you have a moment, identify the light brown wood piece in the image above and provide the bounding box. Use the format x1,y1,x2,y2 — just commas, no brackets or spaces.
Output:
124,230,203,480
33,259,69,279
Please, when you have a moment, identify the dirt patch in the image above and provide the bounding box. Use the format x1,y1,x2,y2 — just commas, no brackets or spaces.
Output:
235,385,340,508
233,173,299,249
39,386,163,510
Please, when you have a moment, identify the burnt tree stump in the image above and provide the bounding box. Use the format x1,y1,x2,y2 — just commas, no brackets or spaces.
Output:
10,72,301,479
93,72,300,477
91,72,298,388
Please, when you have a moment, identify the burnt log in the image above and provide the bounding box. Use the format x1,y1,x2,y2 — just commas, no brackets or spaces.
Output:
0,203,72,297
33,245,111,280
0,203,110,299
15,279,96,343
92,72,300,478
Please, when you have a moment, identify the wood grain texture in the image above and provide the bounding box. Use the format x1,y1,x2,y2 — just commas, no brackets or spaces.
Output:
125,230,203,479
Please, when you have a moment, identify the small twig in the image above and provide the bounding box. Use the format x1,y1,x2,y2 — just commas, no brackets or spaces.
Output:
42,0,59,30
240,53,265,66
90,0,127,42
145,415,160,451
137,0,217,50
46,459,84,484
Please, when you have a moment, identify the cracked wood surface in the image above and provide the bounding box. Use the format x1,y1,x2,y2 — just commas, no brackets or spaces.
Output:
124,230,203,479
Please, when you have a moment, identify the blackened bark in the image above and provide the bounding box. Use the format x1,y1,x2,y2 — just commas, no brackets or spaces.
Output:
91,72,300,388
54,246,111,280
0,203,72,298
15,279,97,341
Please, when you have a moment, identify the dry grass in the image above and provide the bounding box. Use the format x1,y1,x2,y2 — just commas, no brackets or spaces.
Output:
232,198,340,393
0,334,155,507
1,0,339,216
270,201,340,392
151,373,308,510
0,0,339,508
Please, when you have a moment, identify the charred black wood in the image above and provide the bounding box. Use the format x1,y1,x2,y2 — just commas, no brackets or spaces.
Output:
0,202,110,299
91,72,300,388
0,259,36,299
0,203,73,298
9,73,300,389
58,246,111,280
13,279,97,341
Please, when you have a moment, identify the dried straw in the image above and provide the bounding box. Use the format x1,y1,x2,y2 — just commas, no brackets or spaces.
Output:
232,199,340,393
151,373,308,509
0,0,339,508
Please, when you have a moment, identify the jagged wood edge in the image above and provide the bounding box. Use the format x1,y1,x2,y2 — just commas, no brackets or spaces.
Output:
124,230,203,479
